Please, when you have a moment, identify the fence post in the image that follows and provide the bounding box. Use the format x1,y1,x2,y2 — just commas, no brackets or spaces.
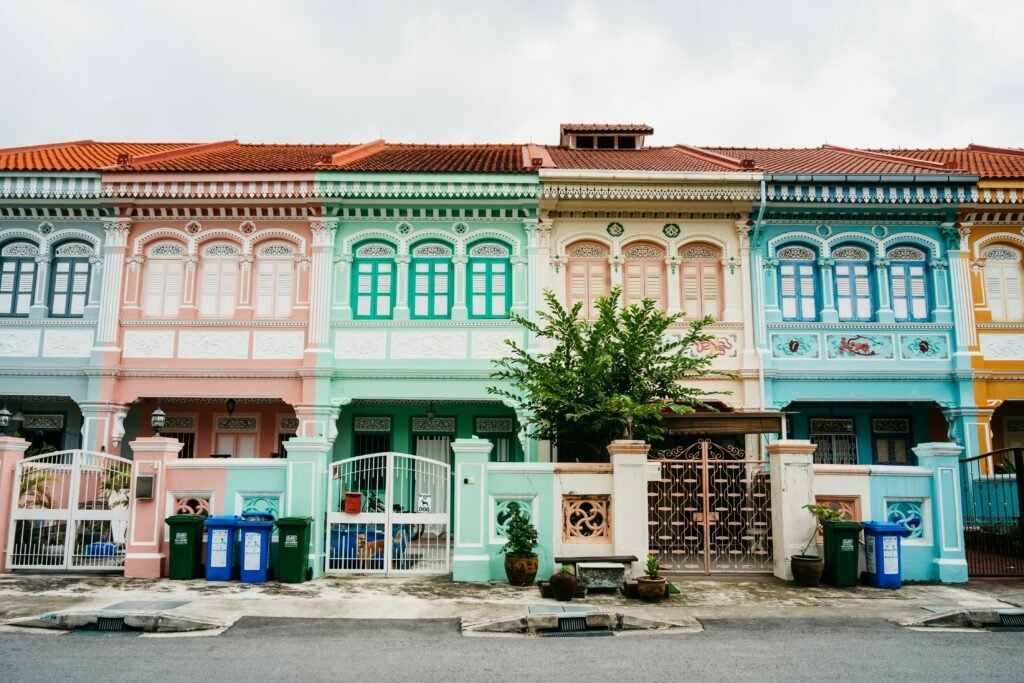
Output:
283,437,332,579
0,437,31,573
124,437,183,578
608,440,652,578
451,437,492,581
912,442,968,583
767,439,817,581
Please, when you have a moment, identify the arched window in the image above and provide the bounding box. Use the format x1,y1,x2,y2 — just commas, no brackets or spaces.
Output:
679,243,721,318
565,241,610,319
199,242,240,317
467,241,511,319
983,245,1024,321
254,242,295,318
622,242,665,309
0,241,38,317
832,245,874,322
410,241,453,319
777,245,818,322
143,241,185,317
887,246,929,322
50,241,93,318
352,241,396,319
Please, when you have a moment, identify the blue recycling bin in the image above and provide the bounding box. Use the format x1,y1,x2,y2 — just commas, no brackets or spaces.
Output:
862,520,910,589
238,513,275,583
204,516,240,581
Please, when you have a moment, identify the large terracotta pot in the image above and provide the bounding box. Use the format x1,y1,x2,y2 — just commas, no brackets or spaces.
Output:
504,554,539,587
637,576,667,602
790,555,824,587
548,571,579,601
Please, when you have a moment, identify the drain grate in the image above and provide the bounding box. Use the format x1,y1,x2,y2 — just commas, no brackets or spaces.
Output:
96,617,127,632
998,612,1024,628
558,616,588,633
542,630,613,638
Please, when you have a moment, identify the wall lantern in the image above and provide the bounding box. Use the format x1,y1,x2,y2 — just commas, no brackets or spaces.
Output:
425,402,436,419
0,405,11,436
151,404,167,436
226,398,237,416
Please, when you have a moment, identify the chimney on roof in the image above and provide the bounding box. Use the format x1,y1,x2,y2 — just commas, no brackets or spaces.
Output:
740,159,755,169
559,123,653,150
116,154,132,166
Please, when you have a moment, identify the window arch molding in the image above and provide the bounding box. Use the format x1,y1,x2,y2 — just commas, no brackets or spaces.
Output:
973,232,1024,258
679,233,731,260
248,229,307,256
409,229,461,255
342,229,406,257
467,239,512,319
409,239,455,319
768,233,826,258
824,233,882,256
132,228,192,256
882,233,941,257
0,238,41,317
462,229,523,258
775,241,820,322
194,230,245,254
0,229,44,250
44,229,101,257
556,232,614,258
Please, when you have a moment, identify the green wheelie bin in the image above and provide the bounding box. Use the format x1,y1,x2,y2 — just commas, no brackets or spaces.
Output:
166,514,205,580
275,517,313,583
822,519,863,587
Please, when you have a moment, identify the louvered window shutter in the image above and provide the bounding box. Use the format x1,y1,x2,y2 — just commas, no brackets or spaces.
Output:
701,264,720,317
255,261,275,317
779,265,797,320
219,261,237,316
568,261,587,312
275,261,293,317
164,261,182,316
144,262,166,316
1005,264,1023,320
644,261,664,308
588,261,608,318
624,262,644,305
199,261,220,316
681,264,699,316
890,265,908,320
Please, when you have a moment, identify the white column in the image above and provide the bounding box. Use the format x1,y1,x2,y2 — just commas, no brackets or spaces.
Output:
452,254,468,320
393,255,411,320
665,255,681,316
335,253,353,320
95,220,130,347
524,219,548,351
307,220,337,351
944,223,977,351
767,440,817,581
608,440,652,577
510,255,528,317
29,255,50,319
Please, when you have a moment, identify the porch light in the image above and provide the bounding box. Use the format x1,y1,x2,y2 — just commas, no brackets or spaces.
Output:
11,400,23,424
226,398,237,416
0,405,10,436
425,402,436,419
151,405,167,436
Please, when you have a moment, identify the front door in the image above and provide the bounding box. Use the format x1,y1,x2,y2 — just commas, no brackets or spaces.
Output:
648,438,773,574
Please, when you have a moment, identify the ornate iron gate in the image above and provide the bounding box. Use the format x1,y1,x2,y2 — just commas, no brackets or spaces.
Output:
961,448,1024,576
648,439,772,574
7,450,133,571
325,452,450,575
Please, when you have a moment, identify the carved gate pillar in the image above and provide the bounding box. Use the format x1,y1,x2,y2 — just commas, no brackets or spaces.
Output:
0,437,31,572
609,440,652,577
451,437,493,581
124,437,184,578
282,437,332,578
767,439,817,581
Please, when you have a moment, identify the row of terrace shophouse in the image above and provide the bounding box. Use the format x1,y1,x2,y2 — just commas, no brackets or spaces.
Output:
0,125,1021,584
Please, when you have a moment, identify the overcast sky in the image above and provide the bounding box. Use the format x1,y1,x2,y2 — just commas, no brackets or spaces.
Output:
1,0,1021,149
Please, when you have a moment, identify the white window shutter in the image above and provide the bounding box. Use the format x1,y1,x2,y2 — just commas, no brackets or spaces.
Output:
199,261,220,316
255,261,274,317
1005,265,1023,320
986,265,1006,320
164,261,182,316
701,265,719,317
144,261,166,316
219,261,237,316
275,261,293,317
568,261,587,309
645,262,664,308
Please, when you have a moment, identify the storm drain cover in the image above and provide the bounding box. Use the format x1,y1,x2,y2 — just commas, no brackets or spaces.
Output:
102,600,189,611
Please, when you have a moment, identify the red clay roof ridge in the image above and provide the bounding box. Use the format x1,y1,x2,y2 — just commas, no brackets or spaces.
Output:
320,139,387,166
0,139,95,155
522,143,555,170
967,143,1024,158
104,140,239,169
822,144,959,171
674,144,759,171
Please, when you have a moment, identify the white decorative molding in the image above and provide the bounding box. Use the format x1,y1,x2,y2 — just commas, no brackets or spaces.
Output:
979,334,1024,360
178,331,249,359
0,329,40,357
123,330,175,358
252,331,304,359
42,329,93,357
390,331,467,359
471,330,516,359
334,331,387,359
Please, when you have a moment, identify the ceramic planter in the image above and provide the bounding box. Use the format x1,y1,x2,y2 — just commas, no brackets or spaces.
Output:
504,554,539,586
636,576,667,602
790,554,824,587
548,571,579,601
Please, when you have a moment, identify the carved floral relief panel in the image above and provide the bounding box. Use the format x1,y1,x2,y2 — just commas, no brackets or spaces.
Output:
825,334,895,359
770,333,821,359
562,495,611,544
898,334,949,360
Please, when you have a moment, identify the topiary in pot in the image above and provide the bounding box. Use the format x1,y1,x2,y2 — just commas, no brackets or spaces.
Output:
791,503,844,587
637,553,667,602
549,564,578,601
499,508,539,586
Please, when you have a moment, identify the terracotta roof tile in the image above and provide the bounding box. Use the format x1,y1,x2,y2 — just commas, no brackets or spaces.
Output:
114,143,356,172
545,146,740,173
0,141,197,171
703,147,953,175
332,144,527,173
560,123,654,134
872,147,1024,179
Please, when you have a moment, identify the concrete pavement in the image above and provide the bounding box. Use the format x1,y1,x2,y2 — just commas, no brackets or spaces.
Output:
1,573,1022,632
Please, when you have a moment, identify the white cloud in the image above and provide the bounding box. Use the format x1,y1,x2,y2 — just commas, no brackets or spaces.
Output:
0,0,1020,147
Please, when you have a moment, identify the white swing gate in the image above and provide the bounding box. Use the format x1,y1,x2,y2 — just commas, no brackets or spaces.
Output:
7,450,133,571
326,452,450,575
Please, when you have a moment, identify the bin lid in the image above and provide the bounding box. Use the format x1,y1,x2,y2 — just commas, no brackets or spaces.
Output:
203,515,241,527
241,512,275,522
275,516,313,526
166,514,205,524
823,519,864,529
861,520,910,535
238,519,275,528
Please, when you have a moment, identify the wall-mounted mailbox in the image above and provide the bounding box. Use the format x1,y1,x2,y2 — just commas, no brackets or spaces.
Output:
135,474,155,500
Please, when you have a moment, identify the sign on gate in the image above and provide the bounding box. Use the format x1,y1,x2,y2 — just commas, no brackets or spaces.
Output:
7,450,134,572
326,452,450,575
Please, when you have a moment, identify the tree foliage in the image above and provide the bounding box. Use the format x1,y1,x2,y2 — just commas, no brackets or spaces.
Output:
488,287,729,461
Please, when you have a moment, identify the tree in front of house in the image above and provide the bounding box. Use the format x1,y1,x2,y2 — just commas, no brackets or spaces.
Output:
489,286,728,462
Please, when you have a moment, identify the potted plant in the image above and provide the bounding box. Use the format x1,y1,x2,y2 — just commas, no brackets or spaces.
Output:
548,564,578,601
499,508,539,586
791,503,844,587
637,553,667,602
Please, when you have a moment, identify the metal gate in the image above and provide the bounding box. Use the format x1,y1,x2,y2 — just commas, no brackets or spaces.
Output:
7,450,133,571
326,452,450,575
961,448,1024,576
648,439,772,574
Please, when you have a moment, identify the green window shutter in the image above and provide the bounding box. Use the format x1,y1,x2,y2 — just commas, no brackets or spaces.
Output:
411,258,452,319
0,256,36,317
50,258,90,318
352,257,395,319
467,256,510,319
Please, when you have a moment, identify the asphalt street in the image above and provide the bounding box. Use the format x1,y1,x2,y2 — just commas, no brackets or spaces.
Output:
0,617,1021,682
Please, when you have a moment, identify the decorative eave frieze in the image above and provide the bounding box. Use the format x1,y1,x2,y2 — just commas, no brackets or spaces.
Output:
962,211,1024,225
541,182,759,203
765,182,975,204
316,177,539,201
102,173,317,201
975,186,1024,205
0,173,104,200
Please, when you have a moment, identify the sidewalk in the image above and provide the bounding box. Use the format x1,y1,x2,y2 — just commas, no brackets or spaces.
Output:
2,573,1022,631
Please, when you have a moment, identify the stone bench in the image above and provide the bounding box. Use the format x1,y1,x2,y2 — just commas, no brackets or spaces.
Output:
555,555,637,590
